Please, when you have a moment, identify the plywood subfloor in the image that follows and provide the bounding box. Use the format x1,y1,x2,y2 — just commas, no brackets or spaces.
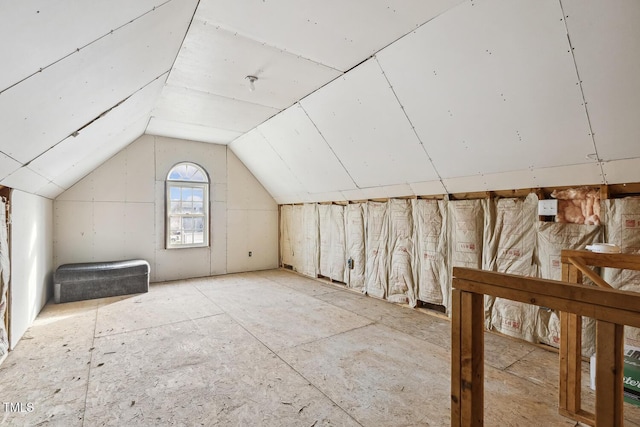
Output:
2,268,639,426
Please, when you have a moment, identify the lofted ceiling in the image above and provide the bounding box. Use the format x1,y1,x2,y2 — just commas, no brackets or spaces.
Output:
1,0,639,203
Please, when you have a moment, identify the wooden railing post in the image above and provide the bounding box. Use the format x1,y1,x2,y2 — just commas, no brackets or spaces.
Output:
452,288,484,427
595,321,624,427
559,263,586,422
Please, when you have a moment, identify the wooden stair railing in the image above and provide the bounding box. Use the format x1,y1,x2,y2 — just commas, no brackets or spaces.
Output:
452,260,640,427
559,250,640,426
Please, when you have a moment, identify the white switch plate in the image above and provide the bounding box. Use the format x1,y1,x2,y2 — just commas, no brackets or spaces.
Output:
538,199,558,215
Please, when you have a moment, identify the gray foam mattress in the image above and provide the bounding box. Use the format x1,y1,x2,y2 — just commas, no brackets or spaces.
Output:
54,259,150,303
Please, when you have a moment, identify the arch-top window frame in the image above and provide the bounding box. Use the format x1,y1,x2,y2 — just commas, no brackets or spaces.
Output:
165,162,210,249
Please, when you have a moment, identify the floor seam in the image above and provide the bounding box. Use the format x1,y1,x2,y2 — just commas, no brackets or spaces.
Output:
81,305,99,427
198,275,364,426
93,312,228,339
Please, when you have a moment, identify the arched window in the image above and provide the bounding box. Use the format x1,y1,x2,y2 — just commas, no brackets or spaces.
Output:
166,162,209,249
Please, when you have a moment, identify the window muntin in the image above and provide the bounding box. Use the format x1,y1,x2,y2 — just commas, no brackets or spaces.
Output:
166,163,209,249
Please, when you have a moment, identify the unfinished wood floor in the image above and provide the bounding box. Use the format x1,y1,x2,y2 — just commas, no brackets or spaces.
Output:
2,269,640,426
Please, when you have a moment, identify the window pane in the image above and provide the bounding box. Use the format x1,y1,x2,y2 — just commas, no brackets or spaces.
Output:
168,163,208,182
192,170,205,181
182,202,193,213
193,188,204,201
170,186,181,201
170,230,181,244
167,163,209,248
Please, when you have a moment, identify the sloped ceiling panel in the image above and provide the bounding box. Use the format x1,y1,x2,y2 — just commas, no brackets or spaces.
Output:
196,0,464,71
230,130,308,202
602,158,640,185
0,0,166,91
0,167,49,195
562,0,640,161
377,0,597,183
28,76,166,185
0,0,197,165
442,162,604,194
2,76,162,199
151,86,280,133
146,118,242,145
0,153,21,182
166,21,342,109
301,58,440,188
53,115,151,192
257,104,357,194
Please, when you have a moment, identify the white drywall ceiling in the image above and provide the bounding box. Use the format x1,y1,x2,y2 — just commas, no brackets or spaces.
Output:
0,0,167,91
300,58,440,188
561,0,640,161
2,0,640,201
0,0,198,198
257,104,357,194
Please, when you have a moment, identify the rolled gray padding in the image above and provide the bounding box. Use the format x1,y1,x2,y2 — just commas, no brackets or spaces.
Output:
53,260,150,303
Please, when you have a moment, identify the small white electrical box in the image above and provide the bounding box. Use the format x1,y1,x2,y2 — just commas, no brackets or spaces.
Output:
538,199,558,216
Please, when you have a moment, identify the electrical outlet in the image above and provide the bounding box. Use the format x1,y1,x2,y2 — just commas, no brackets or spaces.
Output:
538,199,558,216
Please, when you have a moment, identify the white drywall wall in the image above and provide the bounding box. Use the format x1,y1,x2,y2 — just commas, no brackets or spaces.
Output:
54,135,278,281
9,190,53,349
226,151,278,273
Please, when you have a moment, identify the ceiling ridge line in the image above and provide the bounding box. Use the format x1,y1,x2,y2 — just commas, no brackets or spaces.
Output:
0,0,174,96
0,150,21,166
558,0,606,183
165,84,281,112
162,0,202,94
251,127,308,196
298,102,360,192
373,57,449,195
206,23,343,74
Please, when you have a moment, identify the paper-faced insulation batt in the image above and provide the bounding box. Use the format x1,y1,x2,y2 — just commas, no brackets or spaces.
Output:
603,197,640,347
485,195,538,342
388,199,416,306
365,201,388,299
536,222,601,355
345,203,366,291
412,199,448,307
318,204,346,282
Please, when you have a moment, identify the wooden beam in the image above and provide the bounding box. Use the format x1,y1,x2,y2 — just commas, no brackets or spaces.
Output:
451,289,462,427
452,277,640,329
452,289,484,427
561,250,640,271
453,268,640,314
567,256,613,288
559,263,587,421
595,321,624,427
